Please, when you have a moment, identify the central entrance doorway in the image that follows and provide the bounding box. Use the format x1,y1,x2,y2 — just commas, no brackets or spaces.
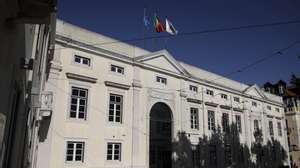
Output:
149,102,172,168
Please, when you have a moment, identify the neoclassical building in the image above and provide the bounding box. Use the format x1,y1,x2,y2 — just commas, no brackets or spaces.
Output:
36,20,290,168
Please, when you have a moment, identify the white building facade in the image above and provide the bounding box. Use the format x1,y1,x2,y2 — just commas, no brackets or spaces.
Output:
36,20,290,168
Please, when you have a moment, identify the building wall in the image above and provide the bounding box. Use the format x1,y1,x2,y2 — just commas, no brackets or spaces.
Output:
36,20,290,168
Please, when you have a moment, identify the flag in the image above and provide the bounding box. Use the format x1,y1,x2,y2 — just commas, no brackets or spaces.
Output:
154,14,165,33
165,18,178,35
143,8,150,27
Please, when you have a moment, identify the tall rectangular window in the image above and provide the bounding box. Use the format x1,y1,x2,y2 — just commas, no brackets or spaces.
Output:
66,141,85,162
111,64,124,74
156,76,167,85
107,143,121,161
222,113,229,133
254,120,259,132
225,144,232,166
70,87,88,119
269,121,274,136
190,108,199,130
109,94,123,123
208,110,215,131
74,55,90,66
209,145,217,167
277,122,282,137
236,115,242,133
192,146,200,168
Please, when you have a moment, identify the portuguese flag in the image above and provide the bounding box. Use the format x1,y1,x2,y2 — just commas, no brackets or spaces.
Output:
154,14,165,33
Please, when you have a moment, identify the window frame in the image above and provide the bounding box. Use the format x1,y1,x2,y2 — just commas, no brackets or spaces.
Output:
65,141,85,163
189,85,198,93
235,115,242,133
106,142,122,161
69,87,88,120
254,119,259,133
190,107,199,130
233,97,240,102
74,55,91,67
269,121,274,137
108,94,123,123
221,93,228,100
277,122,282,137
222,113,230,133
110,64,125,74
206,89,214,96
156,76,167,85
208,110,215,131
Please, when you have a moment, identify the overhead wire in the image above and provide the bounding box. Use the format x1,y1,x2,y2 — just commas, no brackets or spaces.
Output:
54,19,300,50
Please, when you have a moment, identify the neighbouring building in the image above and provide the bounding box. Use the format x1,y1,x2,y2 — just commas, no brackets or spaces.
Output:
36,20,290,168
0,0,57,168
264,80,300,167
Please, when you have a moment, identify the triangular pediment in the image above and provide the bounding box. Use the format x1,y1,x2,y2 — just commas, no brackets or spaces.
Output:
134,50,190,76
243,84,266,99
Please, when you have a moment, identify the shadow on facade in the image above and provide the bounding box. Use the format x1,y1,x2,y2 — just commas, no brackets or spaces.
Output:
172,124,288,168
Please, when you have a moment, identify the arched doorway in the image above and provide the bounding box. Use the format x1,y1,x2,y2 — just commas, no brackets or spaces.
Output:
149,102,172,168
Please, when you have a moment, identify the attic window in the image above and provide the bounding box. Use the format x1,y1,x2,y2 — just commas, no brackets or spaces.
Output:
190,85,198,93
156,76,167,85
252,101,257,107
111,65,124,74
206,89,214,96
267,105,271,110
74,55,90,66
221,94,228,100
233,97,240,102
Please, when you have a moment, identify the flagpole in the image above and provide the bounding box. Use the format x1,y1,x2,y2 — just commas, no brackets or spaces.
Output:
143,8,146,49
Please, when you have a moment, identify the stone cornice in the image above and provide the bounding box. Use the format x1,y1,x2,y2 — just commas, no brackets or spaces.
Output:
66,73,97,83
205,102,218,107
187,98,202,104
105,81,131,90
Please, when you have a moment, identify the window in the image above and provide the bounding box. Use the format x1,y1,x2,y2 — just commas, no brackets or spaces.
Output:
111,64,124,74
74,55,90,66
208,110,215,131
225,144,232,166
109,94,123,123
269,121,274,137
236,115,242,133
209,145,217,167
192,146,200,168
252,101,257,107
277,122,282,136
267,105,271,110
70,87,88,119
254,120,259,133
276,108,280,112
222,113,229,133
156,76,167,85
233,97,240,102
189,85,198,93
221,94,228,99
190,108,199,130
107,143,121,161
66,141,84,162
206,89,214,96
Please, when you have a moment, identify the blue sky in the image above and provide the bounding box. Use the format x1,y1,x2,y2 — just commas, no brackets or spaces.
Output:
58,0,300,86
